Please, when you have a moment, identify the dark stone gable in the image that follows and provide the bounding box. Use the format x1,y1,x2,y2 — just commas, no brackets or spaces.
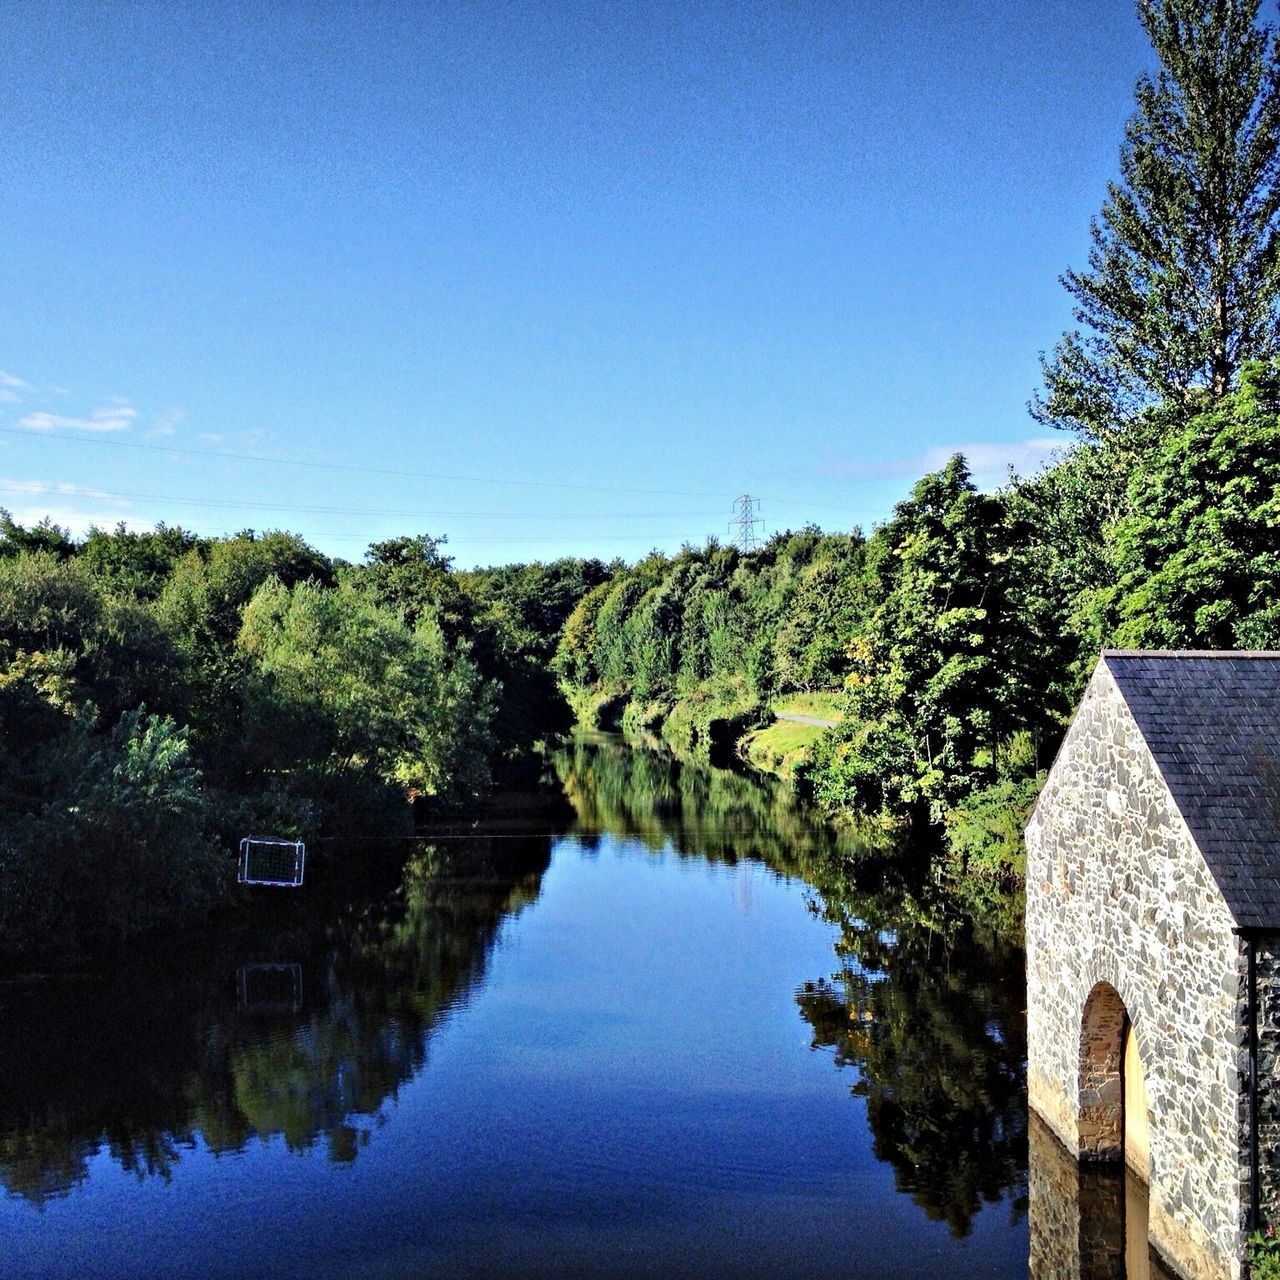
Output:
1102,651,1280,930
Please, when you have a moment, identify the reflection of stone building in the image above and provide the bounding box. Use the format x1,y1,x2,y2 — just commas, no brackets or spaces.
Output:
1026,652,1280,1280
1030,1113,1180,1280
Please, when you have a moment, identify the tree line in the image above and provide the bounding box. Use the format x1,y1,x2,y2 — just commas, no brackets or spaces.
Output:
0,521,606,962
552,364,1278,879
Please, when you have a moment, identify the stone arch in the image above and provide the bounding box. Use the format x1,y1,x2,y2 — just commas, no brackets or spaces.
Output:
1077,978,1155,1182
1079,980,1128,1160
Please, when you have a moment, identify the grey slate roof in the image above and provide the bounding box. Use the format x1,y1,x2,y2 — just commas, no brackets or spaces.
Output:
1102,651,1280,930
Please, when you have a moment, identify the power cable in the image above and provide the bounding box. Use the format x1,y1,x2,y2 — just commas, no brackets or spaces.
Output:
0,480,724,521
0,478,887,530
0,425,730,499
0,424,895,515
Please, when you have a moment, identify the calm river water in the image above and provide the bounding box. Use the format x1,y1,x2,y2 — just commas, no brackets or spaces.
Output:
2,734,1040,1278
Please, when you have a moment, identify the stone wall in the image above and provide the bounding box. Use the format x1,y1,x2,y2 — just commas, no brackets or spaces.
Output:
1025,661,1245,1280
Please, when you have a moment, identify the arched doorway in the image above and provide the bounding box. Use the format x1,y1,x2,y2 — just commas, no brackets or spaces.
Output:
1079,981,1126,1160
1078,980,1150,1175
1080,982,1154,1276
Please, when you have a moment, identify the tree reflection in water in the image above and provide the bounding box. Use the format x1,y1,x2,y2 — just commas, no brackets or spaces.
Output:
794,872,1028,1237
0,832,553,1203
2,731,1032,1253
557,732,1031,1239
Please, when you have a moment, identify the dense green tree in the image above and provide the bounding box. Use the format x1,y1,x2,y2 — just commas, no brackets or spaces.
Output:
553,532,866,732
155,530,334,746
239,577,494,806
455,557,611,757
1002,442,1124,699
1036,0,1280,439
553,578,613,688
812,458,1022,822
0,551,188,726
0,510,75,560
77,523,202,601
1107,359,1280,647
770,532,867,692
360,534,471,637
0,677,223,961
0,514,590,964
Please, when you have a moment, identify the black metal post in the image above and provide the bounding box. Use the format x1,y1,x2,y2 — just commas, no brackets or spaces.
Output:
1250,935,1260,1233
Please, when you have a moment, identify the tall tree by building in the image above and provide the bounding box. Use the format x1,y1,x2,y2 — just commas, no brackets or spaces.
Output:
1035,0,1280,440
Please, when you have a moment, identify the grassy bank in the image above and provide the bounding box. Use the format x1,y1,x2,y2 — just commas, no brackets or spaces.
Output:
738,692,842,782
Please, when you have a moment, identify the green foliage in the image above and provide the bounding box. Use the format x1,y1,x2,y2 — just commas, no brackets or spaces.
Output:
0,550,189,727
0,519,589,964
942,776,1041,881
77,522,202,601
1036,0,1280,439
1107,360,1280,648
239,577,495,808
770,532,868,691
813,457,1050,822
155,529,335,744
553,579,612,687
361,533,470,636
1249,1227,1280,1280
553,529,867,756
0,509,75,560
455,557,611,757
1001,440,1123,702
0,695,224,963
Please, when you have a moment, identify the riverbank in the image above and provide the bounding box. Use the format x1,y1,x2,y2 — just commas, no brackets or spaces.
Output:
565,682,842,778
738,692,841,781
566,683,1036,892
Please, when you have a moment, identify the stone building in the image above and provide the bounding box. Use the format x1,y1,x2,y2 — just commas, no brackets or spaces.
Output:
1025,651,1280,1280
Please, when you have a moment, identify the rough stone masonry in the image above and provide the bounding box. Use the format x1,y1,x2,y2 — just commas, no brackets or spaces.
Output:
1026,652,1280,1280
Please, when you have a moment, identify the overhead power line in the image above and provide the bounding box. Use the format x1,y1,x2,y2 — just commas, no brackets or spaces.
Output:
0,480,720,521
0,425,730,499
0,424,890,516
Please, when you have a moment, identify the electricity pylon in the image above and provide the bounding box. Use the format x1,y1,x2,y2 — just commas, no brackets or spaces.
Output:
729,495,763,552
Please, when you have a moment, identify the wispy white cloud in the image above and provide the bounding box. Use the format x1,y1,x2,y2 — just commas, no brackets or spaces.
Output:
151,408,184,437
828,436,1066,486
918,436,1064,479
0,505,139,536
16,404,138,433
0,370,31,404
0,478,123,503
0,477,135,537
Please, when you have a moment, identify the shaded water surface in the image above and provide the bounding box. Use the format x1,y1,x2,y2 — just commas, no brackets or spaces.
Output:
3,734,1040,1278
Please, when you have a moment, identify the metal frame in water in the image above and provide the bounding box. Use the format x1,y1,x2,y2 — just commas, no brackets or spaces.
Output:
237,837,306,887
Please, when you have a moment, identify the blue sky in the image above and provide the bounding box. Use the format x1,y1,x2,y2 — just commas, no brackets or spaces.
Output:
0,0,1155,567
